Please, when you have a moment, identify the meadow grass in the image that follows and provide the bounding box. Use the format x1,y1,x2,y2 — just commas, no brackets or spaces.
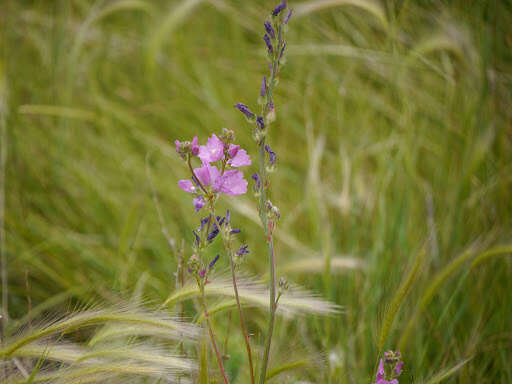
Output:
1,0,512,382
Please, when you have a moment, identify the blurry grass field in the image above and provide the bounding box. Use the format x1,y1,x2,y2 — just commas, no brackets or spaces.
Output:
1,0,512,382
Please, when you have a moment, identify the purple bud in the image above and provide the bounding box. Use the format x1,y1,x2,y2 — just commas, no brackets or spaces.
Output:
264,21,275,39
235,103,255,119
193,196,205,212
284,8,292,24
279,42,286,60
268,62,273,75
260,76,267,97
236,244,249,257
193,230,200,246
272,0,286,16
265,145,277,165
209,254,220,270
263,34,273,54
251,173,261,192
226,210,230,225
256,116,265,130
199,269,206,278
208,227,219,242
230,228,241,235
199,216,211,231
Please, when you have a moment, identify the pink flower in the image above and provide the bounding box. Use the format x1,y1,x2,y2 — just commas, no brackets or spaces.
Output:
198,134,224,163
178,179,198,193
213,170,248,196
228,149,251,167
178,163,247,198
194,163,221,187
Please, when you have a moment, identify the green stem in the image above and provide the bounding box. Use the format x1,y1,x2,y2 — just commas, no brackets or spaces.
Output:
212,214,255,384
257,22,284,384
198,282,230,384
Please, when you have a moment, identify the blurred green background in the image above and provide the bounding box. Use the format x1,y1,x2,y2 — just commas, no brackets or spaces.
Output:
1,0,512,382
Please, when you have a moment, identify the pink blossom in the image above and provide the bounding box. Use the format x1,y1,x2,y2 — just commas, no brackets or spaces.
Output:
198,134,224,163
229,149,251,167
178,179,197,193
213,170,248,196
195,163,221,187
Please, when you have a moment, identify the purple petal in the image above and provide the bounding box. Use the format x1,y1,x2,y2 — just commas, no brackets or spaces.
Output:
260,76,267,97
193,196,206,212
213,170,248,196
194,163,221,187
198,134,224,163
376,359,385,380
191,136,199,155
284,8,292,23
228,148,251,167
256,116,265,130
228,144,240,158
174,140,181,152
209,254,220,269
264,21,275,38
235,103,255,119
394,361,403,375
199,269,206,278
264,34,273,53
272,0,286,16
178,179,197,193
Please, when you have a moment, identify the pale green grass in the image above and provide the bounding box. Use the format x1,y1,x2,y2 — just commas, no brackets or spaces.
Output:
2,0,512,382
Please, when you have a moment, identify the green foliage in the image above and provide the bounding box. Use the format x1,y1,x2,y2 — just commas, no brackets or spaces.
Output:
1,0,512,382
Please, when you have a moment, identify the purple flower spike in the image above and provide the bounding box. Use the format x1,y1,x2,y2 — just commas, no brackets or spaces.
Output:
284,8,293,24
272,0,286,16
260,76,267,97
264,34,273,54
230,228,241,235
264,21,275,39
199,134,224,163
193,196,205,212
235,103,255,119
209,254,220,270
256,116,265,130
236,244,249,257
213,170,248,196
265,145,277,165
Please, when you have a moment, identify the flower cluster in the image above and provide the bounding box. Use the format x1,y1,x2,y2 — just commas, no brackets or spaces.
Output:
175,129,251,212
376,351,403,384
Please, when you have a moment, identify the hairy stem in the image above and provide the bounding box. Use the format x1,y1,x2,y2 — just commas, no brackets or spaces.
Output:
198,282,230,384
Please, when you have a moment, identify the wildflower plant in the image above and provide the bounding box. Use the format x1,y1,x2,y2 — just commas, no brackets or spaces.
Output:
375,351,404,384
174,1,293,383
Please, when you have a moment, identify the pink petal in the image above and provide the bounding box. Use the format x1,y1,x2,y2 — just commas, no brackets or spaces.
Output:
194,163,220,187
376,359,385,380
394,361,403,375
228,144,240,158
229,148,251,167
213,170,247,196
178,179,196,193
191,136,199,155
198,134,224,163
